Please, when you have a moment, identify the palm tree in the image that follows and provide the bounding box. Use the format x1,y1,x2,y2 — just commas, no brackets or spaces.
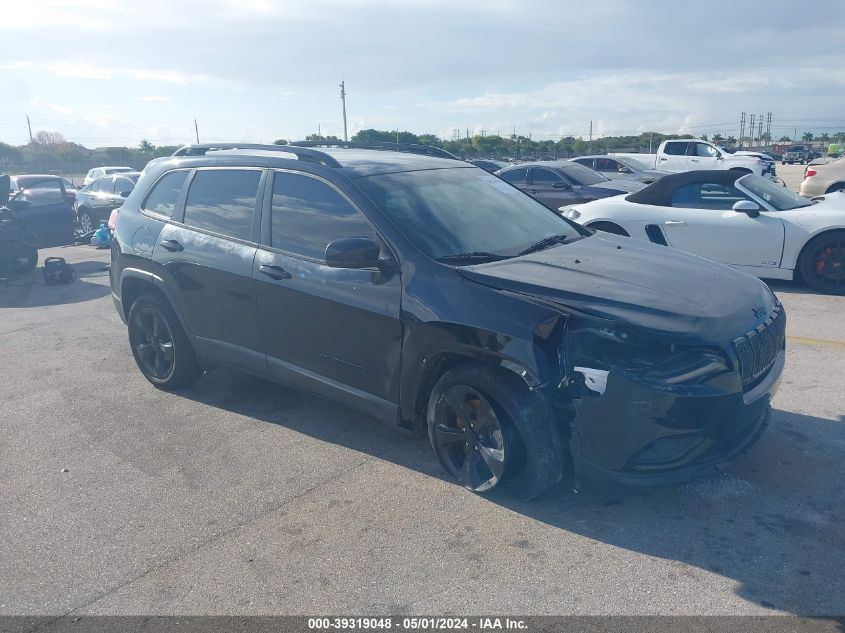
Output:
138,139,155,153
712,133,724,144
819,132,831,144
778,136,791,142
802,132,814,143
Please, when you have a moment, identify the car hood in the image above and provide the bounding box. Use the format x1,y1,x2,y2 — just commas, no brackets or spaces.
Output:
458,234,774,343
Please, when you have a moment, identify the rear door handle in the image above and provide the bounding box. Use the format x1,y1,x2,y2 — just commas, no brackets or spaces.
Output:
258,264,292,280
664,220,686,226
160,239,183,252
689,158,700,163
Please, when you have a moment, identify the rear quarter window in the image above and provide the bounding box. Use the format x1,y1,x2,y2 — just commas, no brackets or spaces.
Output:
141,170,190,217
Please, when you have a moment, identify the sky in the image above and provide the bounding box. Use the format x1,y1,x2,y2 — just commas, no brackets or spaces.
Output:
1,0,844,148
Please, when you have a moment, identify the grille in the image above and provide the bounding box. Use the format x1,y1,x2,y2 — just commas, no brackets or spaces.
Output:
733,304,786,386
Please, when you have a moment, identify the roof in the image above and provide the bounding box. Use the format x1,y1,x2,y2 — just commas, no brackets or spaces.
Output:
178,146,469,178
626,170,742,206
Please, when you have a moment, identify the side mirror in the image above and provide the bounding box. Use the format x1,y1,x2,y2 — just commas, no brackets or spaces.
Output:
120,191,131,198
552,181,570,189
732,200,760,218
325,237,381,269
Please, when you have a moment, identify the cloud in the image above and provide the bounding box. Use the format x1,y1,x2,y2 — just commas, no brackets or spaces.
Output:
137,96,172,102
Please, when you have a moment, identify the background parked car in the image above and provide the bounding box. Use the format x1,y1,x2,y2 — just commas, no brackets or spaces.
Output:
5,175,76,247
467,159,508,173
782,145,812,165
571,155,670,184
82,166,134,186
496,161,644,209
75,172,140,233
561,170,845,294
800,158,845,197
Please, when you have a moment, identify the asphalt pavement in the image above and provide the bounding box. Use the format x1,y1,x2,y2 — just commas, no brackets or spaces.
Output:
0,240,843,618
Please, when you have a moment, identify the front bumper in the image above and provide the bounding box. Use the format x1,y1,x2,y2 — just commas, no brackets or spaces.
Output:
569,350,783,487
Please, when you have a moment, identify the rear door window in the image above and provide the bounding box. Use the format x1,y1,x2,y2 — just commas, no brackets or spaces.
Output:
663,142,689,156
141,170,190,217
270,171,374,261
182,169,261,241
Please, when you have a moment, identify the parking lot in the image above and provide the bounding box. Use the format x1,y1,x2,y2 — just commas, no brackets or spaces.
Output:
1,178,843,619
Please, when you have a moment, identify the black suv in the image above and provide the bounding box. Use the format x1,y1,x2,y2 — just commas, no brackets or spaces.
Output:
111,143,785,498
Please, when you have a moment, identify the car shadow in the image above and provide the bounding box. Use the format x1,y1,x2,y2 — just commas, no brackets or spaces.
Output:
765,279,822,296
0,259,111,308
178,368,845,616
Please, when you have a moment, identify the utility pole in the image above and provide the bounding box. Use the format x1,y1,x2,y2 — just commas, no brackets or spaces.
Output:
739,112,746,149
194,118,199,143
766,112,772,145
26,115,33,144
339,81,348,142
589,120,593,152
649,132,653,153
748,113,755,148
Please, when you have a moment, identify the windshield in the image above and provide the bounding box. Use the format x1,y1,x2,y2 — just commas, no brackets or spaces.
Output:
357,167,588,261
559,163,608,185
739,174,812,211
616,156,651,171
105,167,133,174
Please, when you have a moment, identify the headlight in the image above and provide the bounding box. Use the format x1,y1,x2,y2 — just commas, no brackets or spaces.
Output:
569,327,729,388
559,207,580,220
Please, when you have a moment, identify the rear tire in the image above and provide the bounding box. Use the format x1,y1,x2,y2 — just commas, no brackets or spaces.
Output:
588,221,629,236
798,230,845,295
127,292,203,389
427,363,566,499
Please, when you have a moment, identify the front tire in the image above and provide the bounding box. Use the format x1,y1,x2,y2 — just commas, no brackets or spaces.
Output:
77,209,95,234
127,293,202,389
798,231,845,295
427,363,566,499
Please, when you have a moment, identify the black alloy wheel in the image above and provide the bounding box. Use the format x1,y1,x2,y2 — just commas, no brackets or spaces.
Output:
130,306,176,382
800,231,845,295
430,385,509,492
127,293,202,389
426,363,566,499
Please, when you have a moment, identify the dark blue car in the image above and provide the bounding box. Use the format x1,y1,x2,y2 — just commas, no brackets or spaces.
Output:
7,175,77,247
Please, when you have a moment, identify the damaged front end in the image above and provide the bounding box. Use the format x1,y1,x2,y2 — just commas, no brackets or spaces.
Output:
553,317,782,486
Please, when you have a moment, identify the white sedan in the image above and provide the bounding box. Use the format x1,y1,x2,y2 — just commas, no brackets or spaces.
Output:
559,170,845,294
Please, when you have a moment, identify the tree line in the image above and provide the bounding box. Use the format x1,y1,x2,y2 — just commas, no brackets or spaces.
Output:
3,127,844,176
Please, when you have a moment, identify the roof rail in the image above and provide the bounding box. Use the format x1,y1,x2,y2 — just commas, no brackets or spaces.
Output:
171,143,341,168
289,140,459,161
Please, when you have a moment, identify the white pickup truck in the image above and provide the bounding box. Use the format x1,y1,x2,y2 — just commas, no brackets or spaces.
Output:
613,139,778,180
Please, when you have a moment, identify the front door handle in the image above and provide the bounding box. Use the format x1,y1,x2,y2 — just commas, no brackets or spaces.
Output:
664,220,686,226
258,264,292,280
689,158,700,163
160,239,184,252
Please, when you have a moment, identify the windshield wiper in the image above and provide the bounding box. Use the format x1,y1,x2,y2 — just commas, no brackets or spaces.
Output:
517,233,569,256
436,251,509,264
